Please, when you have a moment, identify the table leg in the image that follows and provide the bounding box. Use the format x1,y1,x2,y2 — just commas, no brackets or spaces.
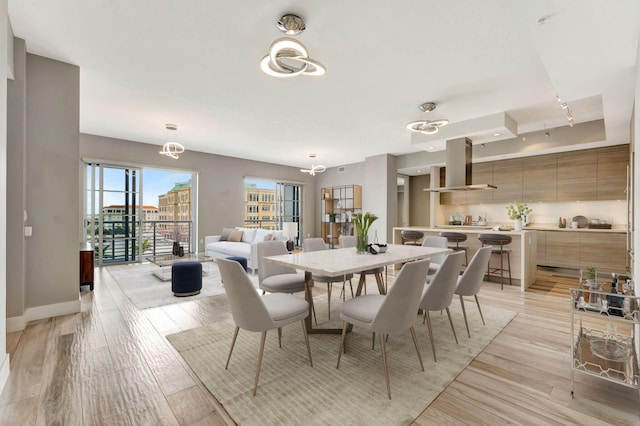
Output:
304,270,343,334
375,272,386,295
355,273,367,296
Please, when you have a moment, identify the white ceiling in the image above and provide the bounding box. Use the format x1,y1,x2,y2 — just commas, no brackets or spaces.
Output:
8,1,640,170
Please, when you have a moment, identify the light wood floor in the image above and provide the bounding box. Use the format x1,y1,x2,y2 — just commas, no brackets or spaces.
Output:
0,266,638,425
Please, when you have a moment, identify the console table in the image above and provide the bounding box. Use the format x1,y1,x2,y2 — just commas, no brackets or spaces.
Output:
80,242,94,290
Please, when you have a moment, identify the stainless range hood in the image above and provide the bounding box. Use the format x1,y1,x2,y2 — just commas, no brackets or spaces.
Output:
424,137,497,192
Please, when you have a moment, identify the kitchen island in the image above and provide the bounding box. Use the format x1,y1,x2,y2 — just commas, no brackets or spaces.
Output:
392,226,537,291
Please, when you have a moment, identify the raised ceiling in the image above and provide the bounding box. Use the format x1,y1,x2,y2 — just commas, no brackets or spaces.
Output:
8,1,640,170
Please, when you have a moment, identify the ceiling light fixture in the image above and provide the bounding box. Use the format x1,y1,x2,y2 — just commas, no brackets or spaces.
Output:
406,102,449,135
556,94,575,127
159,123,185,159
300,153,326,176
260,14,326,78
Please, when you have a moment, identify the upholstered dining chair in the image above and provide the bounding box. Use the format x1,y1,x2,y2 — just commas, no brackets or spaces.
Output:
218,257,313,396
336,258,430,399
419,251,465,362
303,238,354,319
421,236,449,278
455,247,492,338
339,235,385,295
257,241,316,323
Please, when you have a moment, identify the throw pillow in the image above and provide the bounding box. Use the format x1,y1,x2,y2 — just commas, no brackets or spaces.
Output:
219,227,234,241
227,230,243,242
264,233,273,241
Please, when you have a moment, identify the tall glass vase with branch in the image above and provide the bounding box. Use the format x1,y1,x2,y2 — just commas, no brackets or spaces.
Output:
353,212,378,254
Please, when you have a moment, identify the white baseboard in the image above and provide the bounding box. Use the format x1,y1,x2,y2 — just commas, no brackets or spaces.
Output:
6,297,81,332
0,353,10,397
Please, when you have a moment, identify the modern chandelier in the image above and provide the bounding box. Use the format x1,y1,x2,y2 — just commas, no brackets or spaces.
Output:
159,123,185,159
300,154,326,176
260,14,326,78
405,102,450,135
300,165,326,176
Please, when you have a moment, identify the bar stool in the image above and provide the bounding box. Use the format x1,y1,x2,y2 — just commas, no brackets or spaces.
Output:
439,231,469,265
400,230,424,246
477,233,512,290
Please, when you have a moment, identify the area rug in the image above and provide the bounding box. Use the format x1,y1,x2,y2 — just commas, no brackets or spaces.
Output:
167,297,516,425
107,262,259,310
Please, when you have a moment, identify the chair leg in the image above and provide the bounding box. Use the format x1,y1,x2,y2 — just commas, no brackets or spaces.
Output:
425,310,437,362
410,326,424,372
459,294,470,338
372,332,376,350
300,319,313,367
253,330,267,396
507,252,512,286
475,295,486,325
327,283,332,320
379,332,392,399
225,326,240,369
336,320,349,368
278,327,282,348
499,250,504,290
446,307,459,344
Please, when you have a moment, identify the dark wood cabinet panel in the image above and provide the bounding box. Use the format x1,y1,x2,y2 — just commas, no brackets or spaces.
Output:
557,150,597,201
80,243,94,291
491,158,523,204
523,155,557,202
597,145,628,201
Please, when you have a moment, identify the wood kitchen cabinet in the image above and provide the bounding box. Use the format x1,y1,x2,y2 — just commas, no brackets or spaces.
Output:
597,145,628,200
467,161,494,204
491,158,523,203
537,230,627,272
544,231,581,269
523,155,557,202
557,150,597,201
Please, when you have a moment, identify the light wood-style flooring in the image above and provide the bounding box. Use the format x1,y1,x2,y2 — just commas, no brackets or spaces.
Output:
0,266,638,425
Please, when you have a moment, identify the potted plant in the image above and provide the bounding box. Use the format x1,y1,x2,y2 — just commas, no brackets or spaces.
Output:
353,212,378,253
585,265,597,284
506,201,532,230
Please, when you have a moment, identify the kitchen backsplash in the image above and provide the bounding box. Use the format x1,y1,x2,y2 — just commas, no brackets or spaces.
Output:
439,200,628,227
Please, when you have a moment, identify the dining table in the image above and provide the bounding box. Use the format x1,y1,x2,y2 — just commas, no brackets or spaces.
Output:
263,243,452,334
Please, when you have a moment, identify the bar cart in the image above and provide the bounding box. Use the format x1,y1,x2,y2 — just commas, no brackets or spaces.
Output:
570,269,639,401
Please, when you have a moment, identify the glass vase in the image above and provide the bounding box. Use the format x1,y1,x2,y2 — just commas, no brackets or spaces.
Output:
356,234,368,254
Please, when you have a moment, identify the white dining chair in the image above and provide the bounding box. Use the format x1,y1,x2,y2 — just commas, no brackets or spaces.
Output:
303,238,354,318
419,251,465,362
422,236,448,278
257,240,316,323
339,235,385,295
218,257,313,396
455,246,492,338
336,258,430,399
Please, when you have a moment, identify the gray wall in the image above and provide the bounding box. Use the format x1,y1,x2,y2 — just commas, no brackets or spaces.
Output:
6,38,26,318
409,174,430,226
24,54,80,308
79,134,318,249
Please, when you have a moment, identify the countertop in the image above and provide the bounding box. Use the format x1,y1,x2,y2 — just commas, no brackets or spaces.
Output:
433,224,626,233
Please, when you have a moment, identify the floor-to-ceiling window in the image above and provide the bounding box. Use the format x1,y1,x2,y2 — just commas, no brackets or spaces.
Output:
85,162,197,265
244,178,303,244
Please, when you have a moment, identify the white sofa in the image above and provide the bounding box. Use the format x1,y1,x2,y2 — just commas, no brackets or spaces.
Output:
204,227,286,273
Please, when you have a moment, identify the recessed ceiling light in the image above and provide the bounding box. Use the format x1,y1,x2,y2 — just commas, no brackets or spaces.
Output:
493,133,501,137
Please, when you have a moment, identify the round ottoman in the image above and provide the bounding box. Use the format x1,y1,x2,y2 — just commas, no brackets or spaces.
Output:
171,261,203,297
226,256,248,272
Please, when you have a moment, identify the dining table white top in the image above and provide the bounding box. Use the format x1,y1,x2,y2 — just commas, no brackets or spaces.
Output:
263,244,451,277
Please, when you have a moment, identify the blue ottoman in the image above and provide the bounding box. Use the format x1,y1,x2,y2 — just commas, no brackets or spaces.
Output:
172,261,202,297
226,256,248,272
